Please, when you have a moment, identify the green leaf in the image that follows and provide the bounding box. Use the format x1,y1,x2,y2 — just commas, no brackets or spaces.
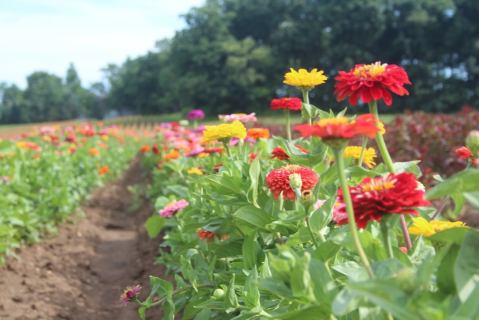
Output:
313,240,341,262
427,169,479,200
332,288,360,316
148,276,175,320
429,227,468,244
454,230,479,302
450,285,479,319
244,268,261,308
290,253,315,302
464,191,479,210
233,205,272,231
226,274,239,308
346,281,420,320
242,233,258,269
144,215,165,239
437,245,459,294
248,158,261,208
275,306,329,319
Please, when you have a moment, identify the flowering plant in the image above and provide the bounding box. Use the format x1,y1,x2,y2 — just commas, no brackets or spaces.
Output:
133,64,479,320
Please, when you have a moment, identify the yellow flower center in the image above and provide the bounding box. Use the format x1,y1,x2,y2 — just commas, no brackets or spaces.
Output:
362,178,395,192
317,117,349,127
353,62,387,78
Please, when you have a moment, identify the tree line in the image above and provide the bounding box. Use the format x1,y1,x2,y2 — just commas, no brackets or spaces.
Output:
1,0,478,124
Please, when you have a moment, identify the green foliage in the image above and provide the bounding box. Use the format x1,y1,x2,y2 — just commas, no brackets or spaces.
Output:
104,0,479,116
0,126,145,263
137,122,479,319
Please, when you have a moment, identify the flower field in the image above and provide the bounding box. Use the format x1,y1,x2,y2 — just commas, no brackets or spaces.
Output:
119,65,479,319
0,123,150,263
1,64,479,320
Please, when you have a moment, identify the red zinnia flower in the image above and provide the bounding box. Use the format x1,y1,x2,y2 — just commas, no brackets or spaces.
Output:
455,146,472,160
270,97,302,111
266,165,319,200
249,152,257,161
271,145,308,161
333,172,429,229
152,144,160,155
294,114,379,140
335,62,411,106
271,147,290,160
197,229,215,241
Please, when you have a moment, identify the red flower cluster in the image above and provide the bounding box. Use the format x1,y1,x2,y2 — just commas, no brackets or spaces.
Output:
335,62,411,106
294,114,379,140
197,229,215,240
333,172,429,228
266,165,318,200
270,97,302,111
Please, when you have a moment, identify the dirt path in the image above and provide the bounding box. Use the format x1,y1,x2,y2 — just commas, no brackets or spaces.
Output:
0,159,163,320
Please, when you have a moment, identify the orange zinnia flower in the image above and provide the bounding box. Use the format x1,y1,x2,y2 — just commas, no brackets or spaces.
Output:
98,166,110,176
140,145,151,153
89,147,100,157
164,149,180,160
294,114,379,140
247,128,270,140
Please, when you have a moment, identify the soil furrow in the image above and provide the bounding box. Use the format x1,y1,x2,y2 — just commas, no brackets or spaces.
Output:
0,159,162,320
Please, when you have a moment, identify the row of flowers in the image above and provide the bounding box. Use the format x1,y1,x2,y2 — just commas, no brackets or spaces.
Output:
126,64,479,319
0,123,151,263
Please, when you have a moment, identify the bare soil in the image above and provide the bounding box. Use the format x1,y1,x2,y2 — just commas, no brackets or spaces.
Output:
0,158,163,320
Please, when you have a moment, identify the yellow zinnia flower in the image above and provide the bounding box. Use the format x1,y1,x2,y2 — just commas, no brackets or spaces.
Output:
202,121,247,143
409,217,468,237
187,167,203,176
283,68,328,90
344,146,377,168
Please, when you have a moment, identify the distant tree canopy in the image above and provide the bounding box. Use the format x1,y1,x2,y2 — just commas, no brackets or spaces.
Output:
1,0,478,123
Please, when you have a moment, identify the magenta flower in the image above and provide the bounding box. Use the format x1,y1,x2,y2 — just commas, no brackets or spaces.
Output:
120,285,142,305
159,199,189,217
187,109,205,121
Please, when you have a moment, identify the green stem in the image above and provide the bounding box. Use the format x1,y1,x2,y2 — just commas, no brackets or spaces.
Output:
368,101,394,171
380,220,394,258
357,137,368,168
334,148,374,278
369,101,413,251
285,109,292,141
302,89,312,126
306,215,323,247
222,140,231,158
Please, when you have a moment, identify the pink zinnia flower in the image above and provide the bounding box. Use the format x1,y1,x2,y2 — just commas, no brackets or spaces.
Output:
120,285,141,305
218,113,257,123
159,199,189,218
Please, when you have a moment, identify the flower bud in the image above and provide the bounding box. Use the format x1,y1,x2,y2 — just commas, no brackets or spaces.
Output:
466,130,479,155
289,173,302,190
213,288,225,298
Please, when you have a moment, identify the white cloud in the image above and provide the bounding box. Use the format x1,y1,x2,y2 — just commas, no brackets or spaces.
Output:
0,0,204,87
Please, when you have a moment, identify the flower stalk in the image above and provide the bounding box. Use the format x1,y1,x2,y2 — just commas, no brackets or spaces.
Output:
334,147,374,278
369,101,413,251
380,219,394,258
285,109,292,141
302,89,312,126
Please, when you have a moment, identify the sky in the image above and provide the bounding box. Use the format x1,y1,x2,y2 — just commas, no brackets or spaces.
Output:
0,0,204,88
